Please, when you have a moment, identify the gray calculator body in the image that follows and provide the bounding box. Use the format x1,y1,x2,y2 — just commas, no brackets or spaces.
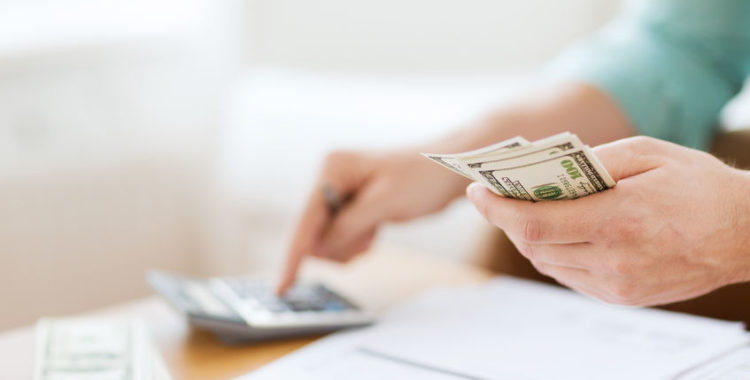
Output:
147,271,373,344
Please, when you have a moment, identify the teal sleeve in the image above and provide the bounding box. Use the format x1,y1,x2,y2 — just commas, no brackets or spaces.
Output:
547,0,750,150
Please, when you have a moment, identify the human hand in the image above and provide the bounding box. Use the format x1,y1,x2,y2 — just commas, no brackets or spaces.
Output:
467,136,750,306
277,147,469,294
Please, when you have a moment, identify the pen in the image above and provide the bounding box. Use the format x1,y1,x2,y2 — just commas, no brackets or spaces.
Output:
322,183,348,215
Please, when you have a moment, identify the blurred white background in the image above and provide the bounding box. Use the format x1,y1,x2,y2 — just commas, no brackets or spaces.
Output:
6,0,718,330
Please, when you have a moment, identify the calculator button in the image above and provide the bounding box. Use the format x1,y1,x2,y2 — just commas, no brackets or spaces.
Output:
323,302,347,311
218,278,361,322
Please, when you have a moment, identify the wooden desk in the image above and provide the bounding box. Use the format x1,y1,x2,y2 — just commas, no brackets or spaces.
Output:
0,246,491,380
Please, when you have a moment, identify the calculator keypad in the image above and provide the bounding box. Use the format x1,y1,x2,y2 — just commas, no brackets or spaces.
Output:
220,278,357,315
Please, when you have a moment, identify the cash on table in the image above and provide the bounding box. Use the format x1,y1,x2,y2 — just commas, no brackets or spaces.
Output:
34,317,171,380
423,132,614,201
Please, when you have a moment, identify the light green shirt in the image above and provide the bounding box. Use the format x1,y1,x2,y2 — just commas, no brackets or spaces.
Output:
549,0,750,149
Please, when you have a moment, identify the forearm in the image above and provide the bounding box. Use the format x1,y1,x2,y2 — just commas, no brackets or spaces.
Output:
425,82,636,199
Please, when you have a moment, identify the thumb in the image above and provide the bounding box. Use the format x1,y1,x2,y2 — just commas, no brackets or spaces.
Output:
592,136,665,182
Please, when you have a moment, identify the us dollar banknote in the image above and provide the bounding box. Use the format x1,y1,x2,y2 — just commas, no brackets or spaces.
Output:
35,317,171,380
421,136,530,179
423,132,615,201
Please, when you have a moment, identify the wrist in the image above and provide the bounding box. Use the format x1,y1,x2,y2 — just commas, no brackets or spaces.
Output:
395,146,471,203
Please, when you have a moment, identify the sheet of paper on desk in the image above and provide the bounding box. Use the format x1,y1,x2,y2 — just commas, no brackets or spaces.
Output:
238,277,749,380
676,345,750,380
240,330,466,380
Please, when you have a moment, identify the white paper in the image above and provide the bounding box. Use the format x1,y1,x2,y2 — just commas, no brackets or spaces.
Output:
238,277,749,380
676,345,750,380
242,331,469,380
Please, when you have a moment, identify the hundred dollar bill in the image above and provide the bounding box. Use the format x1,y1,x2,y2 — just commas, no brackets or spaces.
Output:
471,146,615,200
459,132,582,170
422,132,615,201
34,317,171,380
420,136,530,179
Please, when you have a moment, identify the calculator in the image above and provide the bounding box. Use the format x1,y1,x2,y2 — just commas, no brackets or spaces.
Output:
147,271,373,343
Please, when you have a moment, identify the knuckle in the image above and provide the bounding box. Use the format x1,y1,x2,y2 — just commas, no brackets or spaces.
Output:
609,257,636,276
518,243,537,261
607,281,640,305
603,220,643,243
532,261,548,276
520,217,544,242
625,136,661,154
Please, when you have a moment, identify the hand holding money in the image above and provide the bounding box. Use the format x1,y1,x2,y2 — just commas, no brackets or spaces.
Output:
465,136,750,307
422,132,615,201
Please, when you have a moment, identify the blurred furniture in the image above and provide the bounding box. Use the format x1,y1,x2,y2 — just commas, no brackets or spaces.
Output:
0,245,492,380
710,128,750,170
477,128,750,324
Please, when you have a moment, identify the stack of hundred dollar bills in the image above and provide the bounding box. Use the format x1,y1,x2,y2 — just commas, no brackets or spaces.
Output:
423,132,615,201
35,317,171,380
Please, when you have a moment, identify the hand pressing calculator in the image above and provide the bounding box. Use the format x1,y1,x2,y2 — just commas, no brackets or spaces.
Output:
147,271,373,343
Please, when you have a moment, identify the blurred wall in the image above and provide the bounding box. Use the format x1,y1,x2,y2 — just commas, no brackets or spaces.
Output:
0,0,244,330
244,0,622,73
